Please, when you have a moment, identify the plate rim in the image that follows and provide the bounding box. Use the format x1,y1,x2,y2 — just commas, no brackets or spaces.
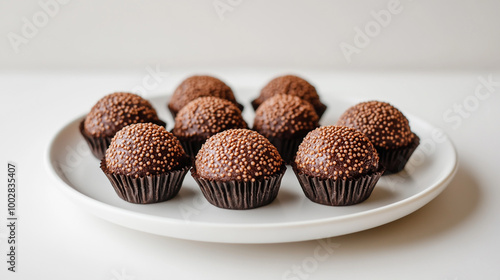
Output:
46,102,458,242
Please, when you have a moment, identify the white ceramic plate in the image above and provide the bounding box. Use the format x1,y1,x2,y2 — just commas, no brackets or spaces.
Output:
46,94,457,244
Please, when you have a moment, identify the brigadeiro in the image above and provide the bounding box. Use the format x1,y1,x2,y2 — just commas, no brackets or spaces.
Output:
80,92,166,159
172,97,248,158
251,75,327,118
253,94,319,163
167,75,243,118
192,129,286,210
100,123,191,204
292,126,384,206
337,101,420,174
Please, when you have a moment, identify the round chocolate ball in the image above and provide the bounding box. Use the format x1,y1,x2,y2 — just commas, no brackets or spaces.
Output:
173,97,247,140
84,92,163,138
337,101,414,149
294,126,379,180
253,94,319,139
168,75,241,117
252,75,327,117
195,129,284,182
105,123,187,178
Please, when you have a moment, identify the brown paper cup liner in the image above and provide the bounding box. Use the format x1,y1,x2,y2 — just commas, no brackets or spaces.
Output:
175,136,206,159
167,104,178,119
251,99,327,119
191,165,287,210
100,159,190,204
235,102,245,113
79,121,112,159
377,134,420,175
251,99,260,111
79,119,167,160
264,132,313,164
292,163,385,206
314,102,327,119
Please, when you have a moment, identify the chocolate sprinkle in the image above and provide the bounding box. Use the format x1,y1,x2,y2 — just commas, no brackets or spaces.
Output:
253,94,319,138
173,97,247,139
84,92,162,138
252,75,327,117
195,129,284,182
168,75,240,116
294,126,379,180
337,101,414,149
105,123,187,178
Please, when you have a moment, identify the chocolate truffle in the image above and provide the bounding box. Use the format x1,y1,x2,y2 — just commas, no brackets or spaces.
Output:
192,129,286,209
101,123,190,204
337,101,420,174
292,126,383,206
173,97,248,157
252,75,327,118
253,94,319,163
195,129,283,182
105,123,186,177
81,92,165,159
167,75,243,117
295,126,379,180
84,92,163,138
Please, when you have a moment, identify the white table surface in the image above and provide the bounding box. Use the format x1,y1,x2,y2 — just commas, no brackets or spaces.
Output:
1,70,499,279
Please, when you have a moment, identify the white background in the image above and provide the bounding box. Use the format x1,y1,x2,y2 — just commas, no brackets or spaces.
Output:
1,0,500,280
1,70,500,279
1,0,500,70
